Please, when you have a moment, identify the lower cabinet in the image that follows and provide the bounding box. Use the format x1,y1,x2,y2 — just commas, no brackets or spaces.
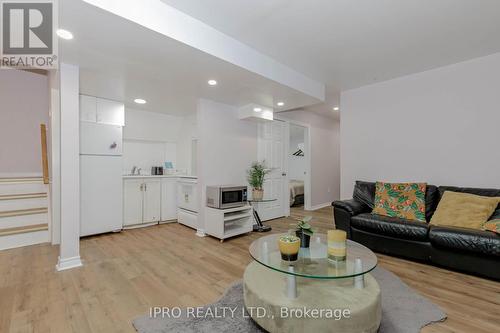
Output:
160,178,177,222
123,179,143,226
143,180,161,223
123,178,161,227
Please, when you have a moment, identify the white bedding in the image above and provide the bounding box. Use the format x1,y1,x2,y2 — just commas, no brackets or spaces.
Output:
289,180,304,206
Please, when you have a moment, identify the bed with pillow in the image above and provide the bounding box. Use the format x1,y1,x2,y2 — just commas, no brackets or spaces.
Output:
289,180,304,206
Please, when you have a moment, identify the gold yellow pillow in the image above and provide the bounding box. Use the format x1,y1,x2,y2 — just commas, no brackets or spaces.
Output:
430,191,500,230
372,182,427,222
483,219,500,234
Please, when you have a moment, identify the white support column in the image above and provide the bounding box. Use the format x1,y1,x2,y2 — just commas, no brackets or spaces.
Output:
354,258,365,289
56,63,82,271
48,70,61,245
286,266,297,299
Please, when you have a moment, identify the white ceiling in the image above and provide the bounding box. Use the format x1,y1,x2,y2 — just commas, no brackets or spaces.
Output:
162,0,500,114
59,0,321,116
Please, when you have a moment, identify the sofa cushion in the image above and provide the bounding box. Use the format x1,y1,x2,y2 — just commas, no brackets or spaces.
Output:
353,181,376,209
353,181,439,221
424,185,440,221
351,213,429,241
373,182,427,222
429,226,500,256
430,191,500,230
438,186,500,199
489,207,500,220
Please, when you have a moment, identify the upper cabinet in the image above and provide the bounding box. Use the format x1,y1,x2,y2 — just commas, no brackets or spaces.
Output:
80,95,125,126
80,95,97,122
97,98,125,126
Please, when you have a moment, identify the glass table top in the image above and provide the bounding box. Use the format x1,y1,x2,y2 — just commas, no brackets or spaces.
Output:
249,233,378,279
248,198,277,203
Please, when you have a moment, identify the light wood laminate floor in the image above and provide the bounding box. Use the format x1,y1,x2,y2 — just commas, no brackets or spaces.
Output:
0,206,499,332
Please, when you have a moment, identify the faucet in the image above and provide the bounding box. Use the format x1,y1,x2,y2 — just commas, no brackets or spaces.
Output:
131,166,137,175
137,168,142,175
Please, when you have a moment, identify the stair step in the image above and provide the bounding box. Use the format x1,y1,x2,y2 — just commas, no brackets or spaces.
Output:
0,196,48,211
0,183,48,196
0,193,47,200
0,207,48,218
0,228,49,250
0,223,48,236
0,177,44,184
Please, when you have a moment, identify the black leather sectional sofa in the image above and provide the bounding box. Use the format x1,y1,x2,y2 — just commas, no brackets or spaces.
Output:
332,181,500,280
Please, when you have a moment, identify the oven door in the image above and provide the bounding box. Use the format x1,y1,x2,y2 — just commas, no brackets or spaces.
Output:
220,188,247,208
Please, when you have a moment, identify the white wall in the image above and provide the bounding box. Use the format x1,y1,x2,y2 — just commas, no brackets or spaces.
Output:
177,114,198,175
288,124,306,181
340,52,500,199
123,108,193,174
278,111,340,207
0,70,49,177
196,99,257,232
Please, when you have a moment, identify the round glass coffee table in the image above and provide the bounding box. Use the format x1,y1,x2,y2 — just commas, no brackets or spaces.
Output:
243,233,381,333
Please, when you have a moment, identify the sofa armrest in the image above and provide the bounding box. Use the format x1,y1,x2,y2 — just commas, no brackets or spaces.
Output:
332,199,369,216
332,199,370,239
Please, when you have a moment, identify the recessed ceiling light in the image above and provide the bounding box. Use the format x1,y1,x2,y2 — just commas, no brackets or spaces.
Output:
208,79,217,86
277,102,285,107
253,107,262,112
56,29,73,40
134,98,147,104
333,106,340,111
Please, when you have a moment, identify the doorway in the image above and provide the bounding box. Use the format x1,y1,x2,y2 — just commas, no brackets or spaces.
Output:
287,123,311,213
255,119,311,222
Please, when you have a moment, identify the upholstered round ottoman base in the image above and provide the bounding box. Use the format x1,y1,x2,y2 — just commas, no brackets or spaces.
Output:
243,261,381,333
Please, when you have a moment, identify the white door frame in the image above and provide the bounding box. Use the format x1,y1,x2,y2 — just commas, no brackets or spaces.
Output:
277,116,312,212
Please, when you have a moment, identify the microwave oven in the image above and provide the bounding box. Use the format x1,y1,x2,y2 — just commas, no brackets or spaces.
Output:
206,185,248,209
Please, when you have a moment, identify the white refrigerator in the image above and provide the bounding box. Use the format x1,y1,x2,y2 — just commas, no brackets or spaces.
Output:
80,122,123,237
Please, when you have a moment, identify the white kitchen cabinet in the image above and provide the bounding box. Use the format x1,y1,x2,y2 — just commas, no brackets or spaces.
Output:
79,94,124,126
80,95,97,122
177,179,198,213
177,209,198,230
177,177,199,230
161,178,177,222
80,122,122,156
143,180,161,223
97,98,125,126
123,179,144,226
123,178,161,227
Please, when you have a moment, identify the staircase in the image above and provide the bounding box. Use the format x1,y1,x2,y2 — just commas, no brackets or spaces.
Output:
0,177,50,250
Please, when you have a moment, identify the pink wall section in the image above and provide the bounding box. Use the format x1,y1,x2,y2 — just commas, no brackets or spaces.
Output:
0,70,49,177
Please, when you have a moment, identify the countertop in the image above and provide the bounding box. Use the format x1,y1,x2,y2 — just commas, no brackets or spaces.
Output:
123,174,197,179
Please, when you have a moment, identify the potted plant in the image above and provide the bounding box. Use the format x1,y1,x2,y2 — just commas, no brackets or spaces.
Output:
278,235,301,261
291,216,315,248
247,161,270,201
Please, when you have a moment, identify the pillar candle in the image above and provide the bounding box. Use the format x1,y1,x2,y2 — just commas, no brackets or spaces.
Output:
328,230,347,262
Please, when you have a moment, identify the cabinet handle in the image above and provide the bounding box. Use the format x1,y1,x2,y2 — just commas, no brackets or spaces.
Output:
144,184,147,191
140,184,144,191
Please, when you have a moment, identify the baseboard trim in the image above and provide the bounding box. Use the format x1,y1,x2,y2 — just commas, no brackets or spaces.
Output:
307,202,332,211
56,256,83,271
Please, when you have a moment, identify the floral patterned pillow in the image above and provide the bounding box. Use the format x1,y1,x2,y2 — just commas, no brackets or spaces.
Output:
483,219,500,234
372,182,427,222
